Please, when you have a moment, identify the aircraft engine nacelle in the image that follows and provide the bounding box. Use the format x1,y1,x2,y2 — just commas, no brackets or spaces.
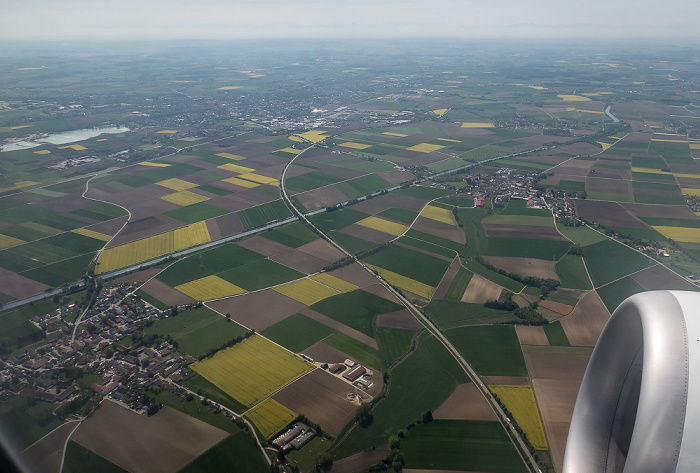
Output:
563,290,700,472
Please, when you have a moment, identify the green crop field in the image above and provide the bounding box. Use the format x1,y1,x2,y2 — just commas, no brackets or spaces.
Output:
309,207,369,232
485,238,571,260
197,184,234,196
584,239,652,287
323,332,380,369
0,300,54,351
333,333,469,458
164,202,228,224
404,229,464,251
310,290,403,337
70,202,128,221
218,259,304,291
285,172,343,193
259,221,319,248
632,181,681,192
157,244,265,287
260,313,335,353
114,162,203,188
500,199,552,217
377,327,416,369
334,174,392,199
555,254,592,289
63,441,128,473
328,232,376,254
425,300,513,329
362,244,452,287
444,268,473,300
464,258,524,293
0,395,64,449
143,307,248,357
397,236,456,258
482,214,554,226
446,325,527,376
377,207,419,224
597,276,646,313
238,199,292,229
543,321,571,346
402,420,527,473
634,193,686,205
393,186,452,200
23,253,95,287
556,224,608,246
178,433,268,473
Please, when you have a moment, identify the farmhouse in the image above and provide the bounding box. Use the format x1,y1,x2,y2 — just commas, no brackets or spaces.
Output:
271,422,317,450
343,364,366,382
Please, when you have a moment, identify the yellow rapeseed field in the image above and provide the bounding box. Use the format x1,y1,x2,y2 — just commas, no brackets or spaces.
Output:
217,163,256,174
72,228,111,242
0,234,25,250
596,142,612,151
222,177,259,188
274,278,340,305
139,161,171,167
246,399,297,439
216,152,246,161
97,221,210,273
310,273,359,293
420,205,458,226
652,226,700,243
156,130,179,134
161,190,210,206
529,86,548,90
356,216,408,236
277,147,301,155
557,95,591,102
432,109,448,116
690,143,700,150
217,86,242,90
289,136,303,143
366,264,435,299
156,178,198,191
0,181,40,193
294,130,329,143
461,122,495,128
382,132,408,137
406,143,445,153
631,167,671,175
191,335,314,407
437,138,461,143
339,142,372,150
33,150,51,155
674,173,700,179
490,385,548,450
59,144,87,151
237,173,279,186
681,188,700,196
175,275,246,301
651,138,687,143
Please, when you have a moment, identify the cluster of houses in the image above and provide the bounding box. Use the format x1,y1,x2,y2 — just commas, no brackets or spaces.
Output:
0,283,195,414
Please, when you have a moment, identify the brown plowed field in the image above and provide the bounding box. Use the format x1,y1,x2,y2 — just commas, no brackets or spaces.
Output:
23,421,79,473
361,283,404,303
113,268,161,285
141,279,195,306
376,309,423,330
340,224,394,244
433,258,462,299
482,376,529,386
539,300,574,316
212,212,245,237
0,273,51,299
376,170,416,185
483,256,558,279
85,215,128,236
557,142,603,156
513,294,531,308
590,168,630,180
461,275,502,304
411,217,464,243
482,224,567,241
433,383,498,421
555,288,586,300
107,215,182,247
273,369,357,436
573,200,646,228
550,159,595,176
621,203,698,219
586,177,632,194
236,235,289,257
631,264,695,291
205,218,223,241
271,250,328,274
352,193,427,214
303,341,352,364
301,308,378,350
298,239,346,264
296,186,349,212
560,291,609,346
331,444,390,473
72,401,228,473
227,189,277,208
515,325,549,345
523,350,590,381
208,289,306,331
328,264,380,288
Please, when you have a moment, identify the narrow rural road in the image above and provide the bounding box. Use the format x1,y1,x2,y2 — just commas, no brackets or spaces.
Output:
279,142,541,473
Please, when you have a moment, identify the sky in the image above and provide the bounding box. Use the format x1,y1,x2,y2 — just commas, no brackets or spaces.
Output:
2,0,699,40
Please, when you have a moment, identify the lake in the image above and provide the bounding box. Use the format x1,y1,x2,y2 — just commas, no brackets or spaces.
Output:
0,126,130,152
